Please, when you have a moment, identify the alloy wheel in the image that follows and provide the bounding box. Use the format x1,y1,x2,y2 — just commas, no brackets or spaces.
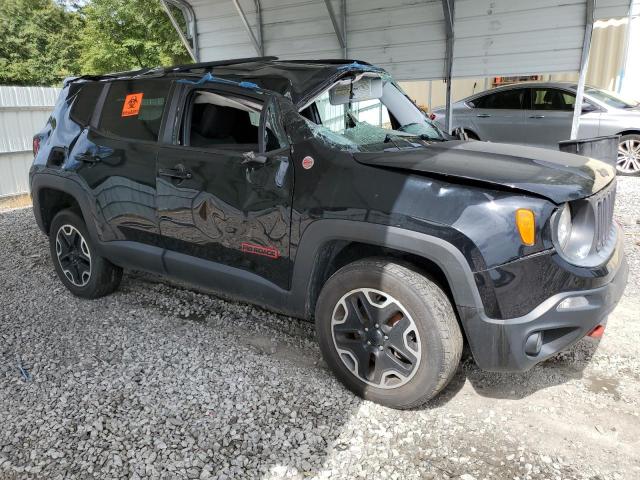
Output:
617,138,640,174
55,224,92,287
331,288,421,389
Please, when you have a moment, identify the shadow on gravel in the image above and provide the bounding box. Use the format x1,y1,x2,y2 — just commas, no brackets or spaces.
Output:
462,338,600,400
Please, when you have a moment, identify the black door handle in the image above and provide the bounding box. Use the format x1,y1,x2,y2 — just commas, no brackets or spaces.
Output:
529,115,545,119
76,152,100,164
476,113,491,118
159,165,192,180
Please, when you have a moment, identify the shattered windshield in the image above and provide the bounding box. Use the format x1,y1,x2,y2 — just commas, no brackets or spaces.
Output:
305,78,445,152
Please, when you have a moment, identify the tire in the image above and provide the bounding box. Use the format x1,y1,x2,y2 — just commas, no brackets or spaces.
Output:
465,130,480,141
315,258,463,409
616,134,640,176
49,209,122,299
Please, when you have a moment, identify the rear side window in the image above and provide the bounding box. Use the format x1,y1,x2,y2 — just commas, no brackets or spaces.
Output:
473,89,525,109
69,82,104,126
99,80,170,142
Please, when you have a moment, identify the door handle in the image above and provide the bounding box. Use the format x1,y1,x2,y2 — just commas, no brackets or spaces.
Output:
76,152,100,164
159,165,192,180
476,113,491,118
529,115,545,119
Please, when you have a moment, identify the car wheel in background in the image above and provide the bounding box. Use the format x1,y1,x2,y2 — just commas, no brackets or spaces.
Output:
315,259,463,409
616,134,640,176
49,209,123,298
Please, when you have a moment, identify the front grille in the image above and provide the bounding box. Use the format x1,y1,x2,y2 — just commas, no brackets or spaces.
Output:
591,181,616,252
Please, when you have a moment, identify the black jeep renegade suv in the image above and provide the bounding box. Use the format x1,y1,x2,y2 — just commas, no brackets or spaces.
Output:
31,57,628,408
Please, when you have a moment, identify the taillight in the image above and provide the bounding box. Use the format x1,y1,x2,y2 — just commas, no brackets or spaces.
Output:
33,136,41,156
428,113,436,121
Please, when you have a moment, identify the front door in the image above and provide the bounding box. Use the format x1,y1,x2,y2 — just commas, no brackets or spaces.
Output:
156,87,293,289
523,87,601,148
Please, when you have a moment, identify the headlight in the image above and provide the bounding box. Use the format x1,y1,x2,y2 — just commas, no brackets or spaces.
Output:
556,204,572,249
553,202,595,262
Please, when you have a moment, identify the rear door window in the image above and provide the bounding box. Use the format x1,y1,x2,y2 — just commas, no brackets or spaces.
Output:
98,80,171,142
472,89,525,109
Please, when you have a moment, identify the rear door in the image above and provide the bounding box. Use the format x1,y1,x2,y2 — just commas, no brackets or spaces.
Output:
74,79,172,246
156,85,294,289
467,88,528,143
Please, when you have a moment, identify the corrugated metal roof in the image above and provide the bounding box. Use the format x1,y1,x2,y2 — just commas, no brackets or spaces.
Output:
183,0,632,81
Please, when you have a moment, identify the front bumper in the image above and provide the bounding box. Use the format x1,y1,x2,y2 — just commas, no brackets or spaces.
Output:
460,231,629,372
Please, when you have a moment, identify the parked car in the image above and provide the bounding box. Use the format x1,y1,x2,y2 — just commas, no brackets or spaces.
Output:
432,82,640,175
31,58,628,409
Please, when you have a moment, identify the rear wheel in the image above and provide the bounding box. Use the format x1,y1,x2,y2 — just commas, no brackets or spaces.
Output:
616,134,640,176
49,209,122,298
465,130,480,140
315,259,463,409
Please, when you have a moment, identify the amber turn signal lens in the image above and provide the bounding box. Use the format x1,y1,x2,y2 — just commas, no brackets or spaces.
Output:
515,209,535,246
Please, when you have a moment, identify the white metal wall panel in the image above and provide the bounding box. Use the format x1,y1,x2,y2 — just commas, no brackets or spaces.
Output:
595,0,632,19
186,0,633,81
0,86,59,197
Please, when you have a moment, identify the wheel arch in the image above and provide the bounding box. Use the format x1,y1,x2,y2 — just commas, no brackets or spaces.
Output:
31,173,97,240
289,220,483,321
616,130,640,138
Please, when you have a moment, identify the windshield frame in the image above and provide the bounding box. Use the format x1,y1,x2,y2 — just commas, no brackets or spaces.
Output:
299,74,446,152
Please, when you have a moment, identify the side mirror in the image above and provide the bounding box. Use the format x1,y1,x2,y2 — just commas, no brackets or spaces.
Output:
242,151,268,166
581,102,596,113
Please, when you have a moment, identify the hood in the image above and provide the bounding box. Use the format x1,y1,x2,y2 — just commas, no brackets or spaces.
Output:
353,140,615,204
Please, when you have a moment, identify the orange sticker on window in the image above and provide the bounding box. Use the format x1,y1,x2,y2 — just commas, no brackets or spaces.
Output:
121,93,144,117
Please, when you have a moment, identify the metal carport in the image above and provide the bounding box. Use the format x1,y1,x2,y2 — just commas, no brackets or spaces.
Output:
161,0,634,136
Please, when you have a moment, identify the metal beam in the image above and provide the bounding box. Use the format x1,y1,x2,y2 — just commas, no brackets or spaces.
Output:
161,0,199,62
231,0,263,56
442,0,454,134
570,0,595,140
324,0,346,56
254,0,264,56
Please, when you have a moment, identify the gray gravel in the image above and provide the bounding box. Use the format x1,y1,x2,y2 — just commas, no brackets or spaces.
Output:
1,177,639,480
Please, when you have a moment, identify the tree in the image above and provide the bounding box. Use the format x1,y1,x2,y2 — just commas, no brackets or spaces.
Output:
78,0,191,75
0,0,83,85
0,0,191,86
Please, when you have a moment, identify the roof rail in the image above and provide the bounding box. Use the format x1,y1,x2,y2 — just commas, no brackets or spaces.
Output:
161,56,279,74
275,59,373,66
65,56,280,85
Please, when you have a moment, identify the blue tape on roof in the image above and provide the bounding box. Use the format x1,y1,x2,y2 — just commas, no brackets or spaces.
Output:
177,73,259,90
337,62,382,72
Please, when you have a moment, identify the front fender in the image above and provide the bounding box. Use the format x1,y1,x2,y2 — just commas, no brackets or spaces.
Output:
288,219,484,319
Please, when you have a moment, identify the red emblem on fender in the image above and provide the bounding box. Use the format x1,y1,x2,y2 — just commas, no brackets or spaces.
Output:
302,156,314,170
241,242,280,259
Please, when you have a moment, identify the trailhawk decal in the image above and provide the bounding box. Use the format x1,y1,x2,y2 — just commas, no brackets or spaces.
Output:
241,242,280,259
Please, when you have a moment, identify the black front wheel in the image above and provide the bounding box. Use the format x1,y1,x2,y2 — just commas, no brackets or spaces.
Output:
315,259,463,409
49,209,122,298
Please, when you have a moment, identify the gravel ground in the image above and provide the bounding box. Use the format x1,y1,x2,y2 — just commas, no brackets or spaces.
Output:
1,178,639,480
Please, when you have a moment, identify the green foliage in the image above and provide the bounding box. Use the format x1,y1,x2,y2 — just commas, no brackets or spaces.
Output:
0,0,191,86
78,0,191,75
0,0,83,85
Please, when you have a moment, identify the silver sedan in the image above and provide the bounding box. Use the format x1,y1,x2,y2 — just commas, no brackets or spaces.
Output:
432,82,640,175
